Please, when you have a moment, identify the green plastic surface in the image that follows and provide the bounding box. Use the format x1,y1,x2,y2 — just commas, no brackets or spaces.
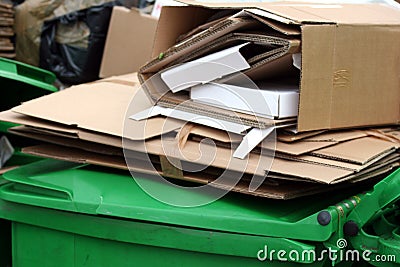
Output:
0,159,352,242
0,57,57,133
0,159,334,266
0,160,398,266
0,151,43,267
0,199,331,266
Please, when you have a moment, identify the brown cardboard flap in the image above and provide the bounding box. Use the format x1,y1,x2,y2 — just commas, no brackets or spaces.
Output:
278,129,325,142
10,74,184,140
9,126,123,157
152,6,219,58
274,140,336,156
306,130,367,142
331,154,400,184
245,12,300,35
274,130,368,155
311,137,399,165
0,111,125,149
0,111,78,134
270,156,353,183
178,1,400,24
277,151,394,172
23,144,129,171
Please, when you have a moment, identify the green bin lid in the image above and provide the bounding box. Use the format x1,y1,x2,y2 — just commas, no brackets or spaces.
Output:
0,57,58,132
0,159,366,242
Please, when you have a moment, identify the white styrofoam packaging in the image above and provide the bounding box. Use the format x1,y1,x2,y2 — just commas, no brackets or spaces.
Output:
190,82,299,119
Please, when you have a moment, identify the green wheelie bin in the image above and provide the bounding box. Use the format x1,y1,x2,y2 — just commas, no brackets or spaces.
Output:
0,159,398,266
0,57,57,266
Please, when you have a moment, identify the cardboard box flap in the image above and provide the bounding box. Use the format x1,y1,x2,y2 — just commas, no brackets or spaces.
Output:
244,10,300,35
278,129,325,142
274,140,336,156
270,156,353,183
311,137,399,165
23,144,129,171
96,71,140,85
10,75,184,140
331,154,400,184
0,111,78,135
9,126,123,157
0,111,124,148
278,150,396,172
178,1,400,25
306,130,367,142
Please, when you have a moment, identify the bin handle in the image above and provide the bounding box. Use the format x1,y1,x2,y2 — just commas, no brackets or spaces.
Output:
347,167,400,226
1,160,79,204
0,183,76,211
0,57,56,84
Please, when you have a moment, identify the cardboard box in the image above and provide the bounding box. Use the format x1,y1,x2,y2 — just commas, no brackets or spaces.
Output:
99,7,158,78
139,2,400,132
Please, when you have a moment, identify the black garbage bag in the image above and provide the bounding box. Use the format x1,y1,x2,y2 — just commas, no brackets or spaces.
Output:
39,1,121,84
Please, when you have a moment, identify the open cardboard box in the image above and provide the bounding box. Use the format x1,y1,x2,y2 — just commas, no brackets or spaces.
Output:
139,1,400,132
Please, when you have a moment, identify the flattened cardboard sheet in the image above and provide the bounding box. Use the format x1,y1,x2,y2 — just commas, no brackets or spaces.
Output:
22,143,382,200
9,73,184,140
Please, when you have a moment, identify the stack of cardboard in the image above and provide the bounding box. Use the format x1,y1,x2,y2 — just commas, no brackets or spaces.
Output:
0,72,399,199
1,2,400,200
0,0,14,58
